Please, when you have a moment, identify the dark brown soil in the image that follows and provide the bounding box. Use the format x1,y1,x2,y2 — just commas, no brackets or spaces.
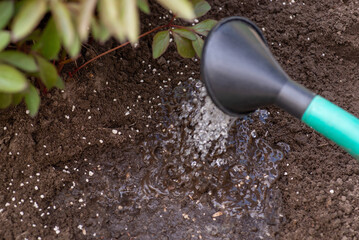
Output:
1,0,359,239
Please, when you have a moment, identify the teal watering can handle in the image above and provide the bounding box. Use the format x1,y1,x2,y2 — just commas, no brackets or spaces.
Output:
302,96,359,159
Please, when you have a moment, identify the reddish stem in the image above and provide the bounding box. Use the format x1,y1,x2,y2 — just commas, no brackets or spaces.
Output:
71,24,168,76
57,58,74,73
70,13,193,77
169,14,176,25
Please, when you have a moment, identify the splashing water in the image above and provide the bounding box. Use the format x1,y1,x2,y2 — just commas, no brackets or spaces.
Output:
141,78,288,218
180,85,234,160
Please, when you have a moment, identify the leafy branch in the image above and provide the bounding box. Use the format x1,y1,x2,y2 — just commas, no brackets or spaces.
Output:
74,15,217,75
0,0,217,116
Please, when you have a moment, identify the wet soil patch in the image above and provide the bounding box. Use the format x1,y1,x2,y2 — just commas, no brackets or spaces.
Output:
1,0,359,239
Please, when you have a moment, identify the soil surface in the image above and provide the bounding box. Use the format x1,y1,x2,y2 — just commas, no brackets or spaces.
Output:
1,0,359,239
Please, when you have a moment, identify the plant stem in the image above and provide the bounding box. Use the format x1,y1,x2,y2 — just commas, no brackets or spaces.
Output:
169,14,176,25
57,58,74,73
71,24,168,76
70,13,192,77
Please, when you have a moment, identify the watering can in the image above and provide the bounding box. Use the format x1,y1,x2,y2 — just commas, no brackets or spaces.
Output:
201,16,359,159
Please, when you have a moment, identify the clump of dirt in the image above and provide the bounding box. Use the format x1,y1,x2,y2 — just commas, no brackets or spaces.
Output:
1,0,359,239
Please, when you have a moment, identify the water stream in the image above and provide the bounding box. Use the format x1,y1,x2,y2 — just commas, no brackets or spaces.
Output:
141,78,288,218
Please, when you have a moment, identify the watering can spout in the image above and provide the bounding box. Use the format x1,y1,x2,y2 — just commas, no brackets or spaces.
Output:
201,16,359,159
201,17,314,118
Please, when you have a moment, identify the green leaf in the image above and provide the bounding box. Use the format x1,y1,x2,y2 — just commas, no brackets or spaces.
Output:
157,0,195,20
55,76,65,89
173,33,195,58
192,35,204,58
20,29,42,43
0,31,10,52
32,18,61,60
152,30,170,59
11,0,47,41
115,0,127,42
14,1,25,14
0,92,12,109
91,17,110,43
123,0,139,43
193,0,211,18
68,34,81,58
78,0,97,41
0,64,28,93
99,0,125,42
51,0,76,53
0,51,38,72
172,28,196,40
66,2,81,14
24,84,40,117
137,0,150,14
12,93,24,106
0,1,14,30
35,55,58,89
192,19,217,36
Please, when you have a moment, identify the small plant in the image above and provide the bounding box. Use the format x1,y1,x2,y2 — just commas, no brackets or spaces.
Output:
151,1,217,59
0,0,216,116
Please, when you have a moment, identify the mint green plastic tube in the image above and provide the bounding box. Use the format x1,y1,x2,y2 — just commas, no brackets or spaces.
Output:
302,96,359,159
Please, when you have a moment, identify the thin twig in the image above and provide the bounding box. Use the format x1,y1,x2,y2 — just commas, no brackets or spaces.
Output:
71,24,168,76
169,14,176,25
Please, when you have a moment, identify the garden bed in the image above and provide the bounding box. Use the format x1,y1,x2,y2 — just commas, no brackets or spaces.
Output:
1,0,359,239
